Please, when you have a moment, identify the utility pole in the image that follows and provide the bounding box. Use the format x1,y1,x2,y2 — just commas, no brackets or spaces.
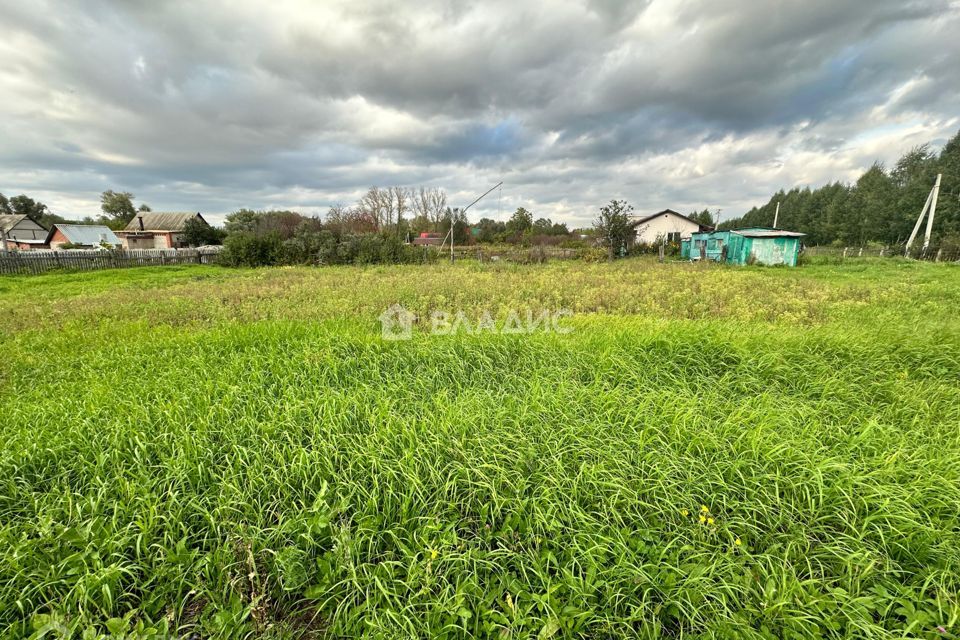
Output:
773,202,780,228
922,173,941,254
905,174,942,257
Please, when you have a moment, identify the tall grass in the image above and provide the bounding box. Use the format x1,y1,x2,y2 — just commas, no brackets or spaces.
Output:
1,259,958,638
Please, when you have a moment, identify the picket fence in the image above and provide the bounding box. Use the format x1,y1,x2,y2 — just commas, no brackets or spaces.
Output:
0,247,222,275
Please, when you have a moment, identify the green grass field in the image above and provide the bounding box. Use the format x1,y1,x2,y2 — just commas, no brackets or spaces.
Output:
1,259,959,639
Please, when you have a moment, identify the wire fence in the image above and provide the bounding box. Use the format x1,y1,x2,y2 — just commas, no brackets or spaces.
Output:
0,247,223,276
804,244,960,262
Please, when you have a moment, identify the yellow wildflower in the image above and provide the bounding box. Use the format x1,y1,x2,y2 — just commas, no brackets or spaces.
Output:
707,517,715,526
429,548,439,561
699,515,706,524
680,509,689,517
734,537,742,546
700,505,709,513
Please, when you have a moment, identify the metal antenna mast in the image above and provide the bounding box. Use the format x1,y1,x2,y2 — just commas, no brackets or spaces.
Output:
443,181,503,262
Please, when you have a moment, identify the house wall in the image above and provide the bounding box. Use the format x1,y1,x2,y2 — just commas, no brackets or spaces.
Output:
745,237,801,266
8,240,49,251
120,232,181,249
691,230,734,261
49,229,72,250
121,234,154,249
635,214,701,244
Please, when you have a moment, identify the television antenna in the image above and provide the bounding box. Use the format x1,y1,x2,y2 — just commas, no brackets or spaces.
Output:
441,181,503,262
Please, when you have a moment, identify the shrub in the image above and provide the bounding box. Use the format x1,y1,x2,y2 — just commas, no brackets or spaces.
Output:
219,232,284,267
576,247,608,262
220,230,442,267
283,228,337,265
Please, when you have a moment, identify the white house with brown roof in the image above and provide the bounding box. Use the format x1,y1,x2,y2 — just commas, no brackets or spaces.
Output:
632,209,712,245
115,212,209,249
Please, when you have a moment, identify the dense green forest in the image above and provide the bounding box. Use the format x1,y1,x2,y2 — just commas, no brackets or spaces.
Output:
719,130,960,247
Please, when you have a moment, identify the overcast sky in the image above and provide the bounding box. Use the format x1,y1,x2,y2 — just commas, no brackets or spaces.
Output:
1,0,958,226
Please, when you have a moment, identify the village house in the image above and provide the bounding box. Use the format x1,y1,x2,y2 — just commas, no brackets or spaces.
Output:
116,212,208,249
632,209,713,245
0,214,50,250
48,224,121,250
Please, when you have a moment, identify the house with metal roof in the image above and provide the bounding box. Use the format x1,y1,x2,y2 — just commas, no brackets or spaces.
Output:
49,224,121,250
0,214,50,250
683,227,806,266
115,212,209,249
632,209,713,245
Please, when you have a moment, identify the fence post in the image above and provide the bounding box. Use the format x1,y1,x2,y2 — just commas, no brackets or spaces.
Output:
858,247,863,257
879,247,884,257
936,248,942,263
842,247,848,259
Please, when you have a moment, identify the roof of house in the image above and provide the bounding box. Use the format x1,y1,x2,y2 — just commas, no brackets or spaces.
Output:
123,212,204,232
734,229,806,238
632,209,714,230
54,224,121,246
0,214,32,232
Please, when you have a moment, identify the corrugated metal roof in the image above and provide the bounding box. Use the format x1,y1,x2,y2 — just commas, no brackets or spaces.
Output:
123,212,203,232
55,224,120,246
0,214,29,232
735,230,806,238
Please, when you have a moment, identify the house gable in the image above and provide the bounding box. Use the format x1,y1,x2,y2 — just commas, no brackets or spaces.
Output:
633,209,709,244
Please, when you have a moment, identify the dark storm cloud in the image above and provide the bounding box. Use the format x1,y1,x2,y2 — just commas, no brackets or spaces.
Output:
0,0,958,223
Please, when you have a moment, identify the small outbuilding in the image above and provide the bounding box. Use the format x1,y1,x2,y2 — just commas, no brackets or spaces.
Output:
48,224,121,250
686,228,805,266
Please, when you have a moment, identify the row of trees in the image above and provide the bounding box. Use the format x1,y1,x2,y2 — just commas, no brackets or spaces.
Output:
720,130,960,247
215,198,586,266
303,186,577,245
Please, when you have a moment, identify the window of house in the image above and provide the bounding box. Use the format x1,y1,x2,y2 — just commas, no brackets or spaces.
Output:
667,232,681,243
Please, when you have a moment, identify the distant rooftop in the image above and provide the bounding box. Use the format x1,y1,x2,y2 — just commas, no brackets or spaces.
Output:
123,212,204,232
54,224,120,246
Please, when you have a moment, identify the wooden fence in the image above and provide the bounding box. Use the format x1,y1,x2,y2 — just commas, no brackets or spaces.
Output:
0,247,222,275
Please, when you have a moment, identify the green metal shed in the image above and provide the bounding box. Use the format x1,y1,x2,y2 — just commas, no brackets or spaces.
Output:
687,228,805,266
730,230,805,266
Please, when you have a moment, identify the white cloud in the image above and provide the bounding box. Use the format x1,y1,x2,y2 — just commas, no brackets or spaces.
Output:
0,0,958,223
